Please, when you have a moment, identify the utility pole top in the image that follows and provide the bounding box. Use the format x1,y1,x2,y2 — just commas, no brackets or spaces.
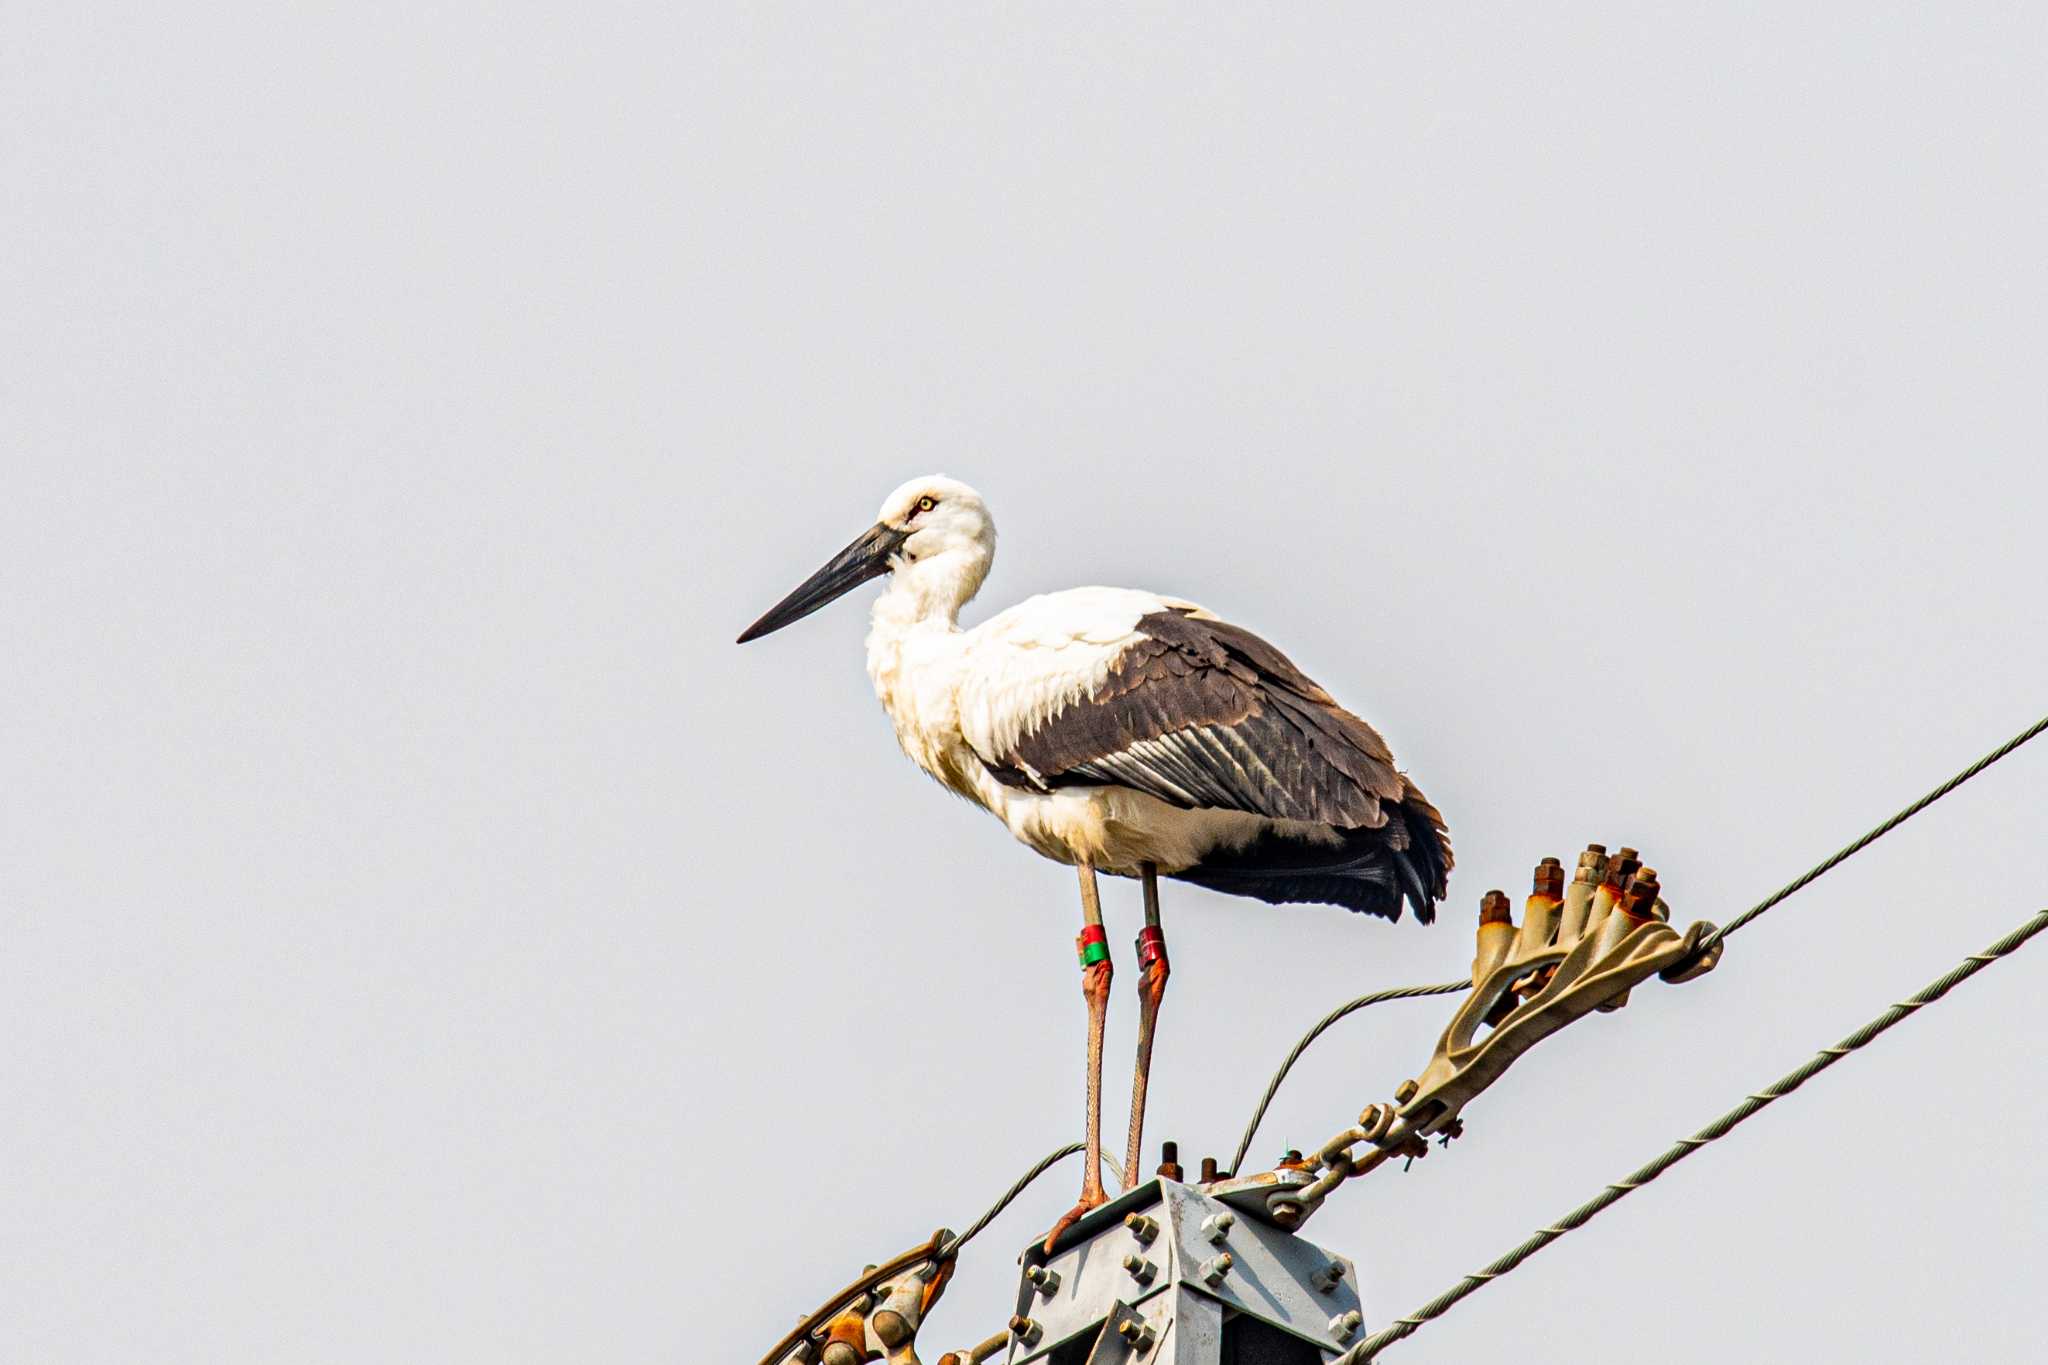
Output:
763,845,1732,1365
1006,1173,1364,1364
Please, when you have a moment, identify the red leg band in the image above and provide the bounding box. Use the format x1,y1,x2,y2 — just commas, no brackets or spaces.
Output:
1076,924,1110,967
1136,926,1168,970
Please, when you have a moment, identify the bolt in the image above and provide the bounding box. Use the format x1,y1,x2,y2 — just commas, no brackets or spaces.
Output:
1121,1252,1157,1284
1200,1211,1235,1243
873,1309,913,1350
1393,1078,1419,1104
962,1330,1011,1364
1329,1310,1363,1340
1117,1318,1157,1351
821,1344,863,1365
1620,873,1661,920
1311,1261,1345,1294
1008,1315,1042,1348
1281,1148,1304,1165
1023,1264,1061,1296
1198,1252,1233,1286
1199,1156,1220,1182
1609,849,1641,885
1123,1212,1158,1243
1157,1140,1184,1182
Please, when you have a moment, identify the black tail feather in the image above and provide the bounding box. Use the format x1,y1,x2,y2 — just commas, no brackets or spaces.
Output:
1172,818,1444,923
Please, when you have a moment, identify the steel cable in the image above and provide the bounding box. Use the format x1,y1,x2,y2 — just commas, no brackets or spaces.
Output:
1229,981,1467,1177
1694,711,2048,957
940,1144,1123,1259
947,719,2046,1330
1239,712,2048,1178
1334,906,2048,1363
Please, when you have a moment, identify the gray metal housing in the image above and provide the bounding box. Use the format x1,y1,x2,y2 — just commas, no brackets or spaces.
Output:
1008,1177,1366,1364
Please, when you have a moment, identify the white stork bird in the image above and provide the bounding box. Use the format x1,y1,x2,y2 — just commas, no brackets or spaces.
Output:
737,476,1451,1247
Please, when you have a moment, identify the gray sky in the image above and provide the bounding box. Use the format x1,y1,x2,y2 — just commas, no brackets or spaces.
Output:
5,5,2045,1362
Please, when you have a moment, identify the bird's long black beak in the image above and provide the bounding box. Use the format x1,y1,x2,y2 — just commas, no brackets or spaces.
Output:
736,522,910,643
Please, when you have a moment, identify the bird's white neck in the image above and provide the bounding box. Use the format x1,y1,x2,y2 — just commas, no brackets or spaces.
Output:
865,547,988,772
868,544,988,638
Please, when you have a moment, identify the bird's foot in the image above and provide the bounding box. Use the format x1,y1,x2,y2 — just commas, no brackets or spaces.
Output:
1042,1188,1108,1254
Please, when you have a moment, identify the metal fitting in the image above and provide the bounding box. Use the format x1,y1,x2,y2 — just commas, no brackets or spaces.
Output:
1265,1191,1307,1229
1122,1212,1158,1243
872,1310,913,1350
1197,1252,1233,1286
958,1330,1009,1364
1117,1318,1157,1351
1311,1261,1345,1294
1008,1315,1042,1348
1200,1211,1234,1243
1618,871,1661,922
1121,1253,1157,1284
1329,1310,1363,1340
1023,1264,1060,1296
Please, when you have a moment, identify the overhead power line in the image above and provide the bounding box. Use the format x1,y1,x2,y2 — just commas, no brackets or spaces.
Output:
937,714,2048,1359
1693,712,2048,957
1229,981,1467,1177
942,1145,1122,1260
1236,711,2048,1169
1337,905,2048,1363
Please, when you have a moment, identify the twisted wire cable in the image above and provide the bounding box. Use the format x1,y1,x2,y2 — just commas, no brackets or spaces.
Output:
1695,712,2048,956
1242,712,2048,1173
945,719,2047,1334
940,1144,1122,1259
1335,906,2048,1363
1229,980,1467,1177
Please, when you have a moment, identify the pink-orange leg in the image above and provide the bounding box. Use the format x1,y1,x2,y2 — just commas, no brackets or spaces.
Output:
1122,862,1169,1190
1045,862,1112,1252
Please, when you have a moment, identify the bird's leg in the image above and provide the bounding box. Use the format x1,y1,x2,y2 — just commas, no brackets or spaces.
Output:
1121,862,1170,1190
1044,861,1113,1252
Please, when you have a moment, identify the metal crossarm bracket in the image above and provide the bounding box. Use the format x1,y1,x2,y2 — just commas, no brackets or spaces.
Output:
1006,1177,1363,1363
1270,844,1723,1228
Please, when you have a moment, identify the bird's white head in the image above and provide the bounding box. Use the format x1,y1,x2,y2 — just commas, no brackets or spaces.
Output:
736,475,996,643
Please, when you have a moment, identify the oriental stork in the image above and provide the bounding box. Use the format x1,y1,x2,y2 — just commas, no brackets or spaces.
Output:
737,476,1451,1247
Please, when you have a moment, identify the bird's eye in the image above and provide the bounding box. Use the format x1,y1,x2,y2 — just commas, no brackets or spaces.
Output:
915,496,937,513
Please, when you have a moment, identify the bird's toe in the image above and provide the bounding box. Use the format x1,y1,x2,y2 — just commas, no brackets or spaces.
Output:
1042,1191,1108,1254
